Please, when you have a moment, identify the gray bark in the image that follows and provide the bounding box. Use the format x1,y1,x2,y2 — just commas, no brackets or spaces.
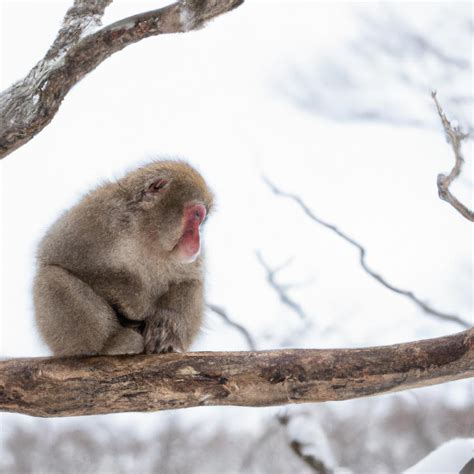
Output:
0,0,244,159
0,329,472,418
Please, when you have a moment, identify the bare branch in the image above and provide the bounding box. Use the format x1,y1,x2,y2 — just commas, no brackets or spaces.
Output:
0,0,244,159
255,251,308,321
278,412,337,474
432,92,474,222
44,0,113,61
0,329,472,417
263,177,471,329
287,440,333,474
207,303,257,350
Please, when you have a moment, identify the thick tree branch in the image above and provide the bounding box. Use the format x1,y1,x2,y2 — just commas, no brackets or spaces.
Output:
0,329,472,418
0,0,244,159
263,177,471,329
44,0,113,61
432,92,474,222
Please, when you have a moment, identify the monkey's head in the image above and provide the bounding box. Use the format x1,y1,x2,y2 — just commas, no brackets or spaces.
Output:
121,160,214,263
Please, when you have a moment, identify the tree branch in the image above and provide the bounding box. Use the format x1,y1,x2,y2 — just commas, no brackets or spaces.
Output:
263,177,471,329
207,303,257,350
255,251,309,321
432,92,474,222
0,0,244,159
44,0,113,61
278,411,338,474
286,439,333,474
0,329,472,418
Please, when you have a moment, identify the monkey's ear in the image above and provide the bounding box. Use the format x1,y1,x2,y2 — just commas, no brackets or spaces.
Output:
145,179,169,195
139,179,170,208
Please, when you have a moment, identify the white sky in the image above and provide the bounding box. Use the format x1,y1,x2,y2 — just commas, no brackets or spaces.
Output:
0,0,472,444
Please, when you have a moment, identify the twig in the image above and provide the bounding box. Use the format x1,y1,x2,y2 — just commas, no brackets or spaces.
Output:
0,328,472,417
287,440,332,474
255,251,308,321
206,303,257,351
277,412,339,474
432,91,474,221
263,177,471,329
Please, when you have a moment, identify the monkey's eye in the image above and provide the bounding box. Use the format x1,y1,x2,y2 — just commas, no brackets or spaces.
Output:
148,179,169,193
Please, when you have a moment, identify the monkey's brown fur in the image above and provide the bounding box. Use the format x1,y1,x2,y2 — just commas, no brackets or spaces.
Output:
34,160,214,356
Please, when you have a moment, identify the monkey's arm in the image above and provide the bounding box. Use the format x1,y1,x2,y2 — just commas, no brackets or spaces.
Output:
144,280,204,354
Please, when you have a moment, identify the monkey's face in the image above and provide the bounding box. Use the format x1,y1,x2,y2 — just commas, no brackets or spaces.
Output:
127,161,214,264
173,202,207,263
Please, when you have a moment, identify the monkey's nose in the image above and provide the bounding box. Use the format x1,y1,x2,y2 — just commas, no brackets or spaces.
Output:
185,204,206,225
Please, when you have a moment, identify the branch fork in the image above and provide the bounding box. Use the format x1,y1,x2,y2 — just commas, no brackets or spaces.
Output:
0,0,244,159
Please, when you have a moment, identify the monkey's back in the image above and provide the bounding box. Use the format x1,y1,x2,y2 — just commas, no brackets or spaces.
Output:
36,184,125,271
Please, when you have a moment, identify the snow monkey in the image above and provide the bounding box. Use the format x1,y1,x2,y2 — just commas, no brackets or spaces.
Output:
34,160,214,356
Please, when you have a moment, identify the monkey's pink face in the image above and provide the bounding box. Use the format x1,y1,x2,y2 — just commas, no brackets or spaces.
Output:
174,203,207,263
133,166,213,262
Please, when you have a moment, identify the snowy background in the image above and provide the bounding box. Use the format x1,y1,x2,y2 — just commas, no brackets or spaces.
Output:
1,1,472,472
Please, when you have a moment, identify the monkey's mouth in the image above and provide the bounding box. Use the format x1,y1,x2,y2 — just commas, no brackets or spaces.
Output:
175,204,206,263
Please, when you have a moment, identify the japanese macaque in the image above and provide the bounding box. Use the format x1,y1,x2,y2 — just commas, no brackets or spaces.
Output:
33,160,214,356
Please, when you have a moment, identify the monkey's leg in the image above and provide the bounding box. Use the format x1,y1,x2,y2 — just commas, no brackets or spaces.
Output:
34,265,122,356
102,328,144,355
144,280,203,354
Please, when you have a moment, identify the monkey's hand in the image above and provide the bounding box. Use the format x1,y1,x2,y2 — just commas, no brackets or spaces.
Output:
145,280,203,354
143,310,184,355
